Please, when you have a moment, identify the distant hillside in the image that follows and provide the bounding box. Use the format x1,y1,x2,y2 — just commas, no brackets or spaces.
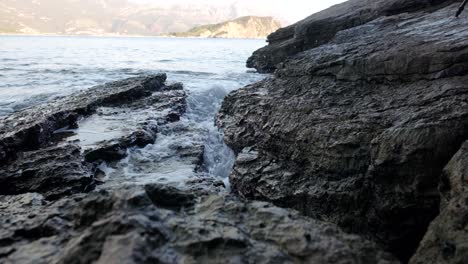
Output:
0,0,286,36
168,16,281,39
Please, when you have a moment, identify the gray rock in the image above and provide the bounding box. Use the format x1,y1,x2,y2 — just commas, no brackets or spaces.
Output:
82,89,187,163
0,144,95,200
0,76,396,263
1,184,396,264
0,192,74,264
0,74,188,200
410,141,468,264
247,0,458,73
218,1,468,261
0,182,398,264
0,74,167,164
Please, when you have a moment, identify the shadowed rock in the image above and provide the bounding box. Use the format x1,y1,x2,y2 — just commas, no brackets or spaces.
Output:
0,70,399,263
0,74,167,164
0,144,95,200
0,184,398,264
0,75,188,201
410,141,468,264
219,1,468,261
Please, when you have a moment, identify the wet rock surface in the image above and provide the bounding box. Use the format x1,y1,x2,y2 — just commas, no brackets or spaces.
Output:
247,0,459,73
219,1,468,262
0,74,167,164
0,75,396,263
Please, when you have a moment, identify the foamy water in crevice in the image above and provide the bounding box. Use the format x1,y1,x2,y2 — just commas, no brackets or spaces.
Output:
0,36,266,185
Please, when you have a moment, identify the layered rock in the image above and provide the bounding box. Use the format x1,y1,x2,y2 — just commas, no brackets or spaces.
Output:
0,74,167,165
410,141,468,264
0,144,95,200
247,0,459,73
218,1,468,261
0,74,190,195
0,184,398,264
0,75,397,263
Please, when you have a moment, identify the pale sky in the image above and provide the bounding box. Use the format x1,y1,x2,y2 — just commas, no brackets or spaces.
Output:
131,0,348,23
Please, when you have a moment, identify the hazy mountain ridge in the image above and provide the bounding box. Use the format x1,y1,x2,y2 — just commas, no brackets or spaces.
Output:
167,16,281,39
0,0,286,36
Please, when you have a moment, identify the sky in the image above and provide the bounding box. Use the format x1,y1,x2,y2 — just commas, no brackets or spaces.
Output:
131,0,348,23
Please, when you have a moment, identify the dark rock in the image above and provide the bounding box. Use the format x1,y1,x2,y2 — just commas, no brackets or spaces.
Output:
68,185,403,263
0,74,167,164
80,89,186,163
165,82,184,91
0,192,73,264
84,129,157,163
144,184,196,209
0,144,95,200
58,211,168,264
218,1,468,261
0,72,397,263
1,183,398,263
410,141,468,264
247,0,458,73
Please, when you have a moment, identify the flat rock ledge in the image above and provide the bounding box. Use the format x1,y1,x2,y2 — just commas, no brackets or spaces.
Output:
218,0,468,262
0,75,396,263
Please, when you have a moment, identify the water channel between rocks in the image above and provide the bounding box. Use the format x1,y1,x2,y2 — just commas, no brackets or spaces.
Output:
0,36,267,188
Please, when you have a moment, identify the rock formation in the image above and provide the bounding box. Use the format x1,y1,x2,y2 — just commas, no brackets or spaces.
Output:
410,140,468,263
218,0,468,262
167,16,281,39
0,75,397,263
246,0,460,73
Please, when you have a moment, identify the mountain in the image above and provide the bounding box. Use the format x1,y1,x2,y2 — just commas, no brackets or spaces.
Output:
167,16,281,39
0,0,286,36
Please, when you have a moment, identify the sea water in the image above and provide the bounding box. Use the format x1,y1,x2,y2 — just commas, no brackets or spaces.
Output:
0,36,266,184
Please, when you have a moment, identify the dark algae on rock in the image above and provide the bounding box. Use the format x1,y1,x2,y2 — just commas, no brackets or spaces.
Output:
218,0,468,262
0,75,397,263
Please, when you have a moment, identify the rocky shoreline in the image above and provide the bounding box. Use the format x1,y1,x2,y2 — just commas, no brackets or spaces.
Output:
1,0,467,263
0,74,396,263
218,0,468,263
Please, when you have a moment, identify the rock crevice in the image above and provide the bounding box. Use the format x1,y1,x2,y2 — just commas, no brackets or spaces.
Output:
0,75,397,263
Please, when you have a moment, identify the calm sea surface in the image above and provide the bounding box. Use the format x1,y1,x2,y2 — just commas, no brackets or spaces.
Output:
0,36,266,184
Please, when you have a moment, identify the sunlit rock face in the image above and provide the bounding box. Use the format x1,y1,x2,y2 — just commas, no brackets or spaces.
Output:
167,16,282,39
218,0,468,261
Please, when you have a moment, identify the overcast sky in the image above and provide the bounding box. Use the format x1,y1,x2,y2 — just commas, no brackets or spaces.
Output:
130,0,348,23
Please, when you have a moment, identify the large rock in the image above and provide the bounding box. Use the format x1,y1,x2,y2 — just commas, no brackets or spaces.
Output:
410,140,468,264
0,74,167,165
218,1,468,261
247,0,458,73
0,74,397,263
80,88,187,163
0,184,398,264
0,74,187,200
0,144,95,200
